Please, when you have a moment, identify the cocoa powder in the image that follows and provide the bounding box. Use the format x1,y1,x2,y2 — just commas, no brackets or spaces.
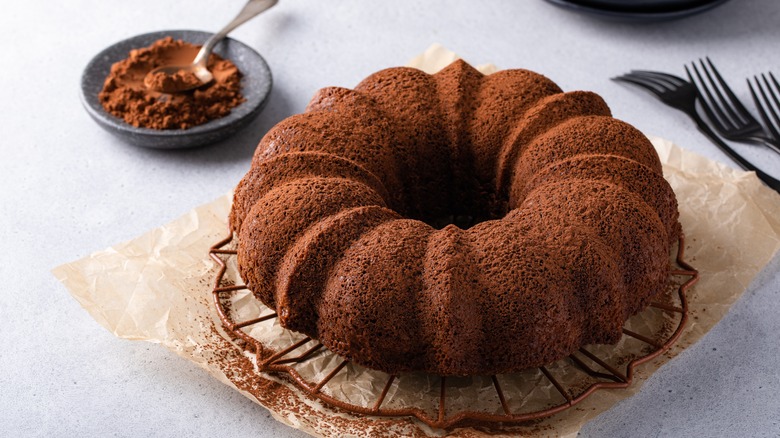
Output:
99,37,245,130
145,70,202,93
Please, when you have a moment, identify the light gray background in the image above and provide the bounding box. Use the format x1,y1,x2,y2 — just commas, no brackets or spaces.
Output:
2,0,779,436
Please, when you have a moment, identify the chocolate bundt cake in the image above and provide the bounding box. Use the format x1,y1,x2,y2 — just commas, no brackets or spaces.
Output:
229,60,680,376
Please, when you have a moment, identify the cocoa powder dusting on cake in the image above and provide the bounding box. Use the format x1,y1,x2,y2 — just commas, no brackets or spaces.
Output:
99,37,245,130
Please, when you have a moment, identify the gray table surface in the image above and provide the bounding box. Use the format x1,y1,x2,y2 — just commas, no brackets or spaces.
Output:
2,0,779,436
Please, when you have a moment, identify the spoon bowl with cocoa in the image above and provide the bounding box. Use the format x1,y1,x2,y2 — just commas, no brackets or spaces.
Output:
144,0,277,94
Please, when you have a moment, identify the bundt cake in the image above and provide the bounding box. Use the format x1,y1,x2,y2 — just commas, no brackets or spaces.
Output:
229,59,680,376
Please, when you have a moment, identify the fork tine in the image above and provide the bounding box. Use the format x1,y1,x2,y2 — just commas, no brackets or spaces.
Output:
687,65,730,131
766,73,780,118
748,76,780,140
757,74,780,140
699,58,750,129
706,57,753,121
747,78,770,137
629,70,687,86
614,74,667,94
699,58,745,126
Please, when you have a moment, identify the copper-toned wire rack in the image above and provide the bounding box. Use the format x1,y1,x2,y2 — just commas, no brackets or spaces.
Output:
209,232,698,430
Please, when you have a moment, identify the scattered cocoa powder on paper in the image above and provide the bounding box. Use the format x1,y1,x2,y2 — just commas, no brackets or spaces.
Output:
99,37,245,130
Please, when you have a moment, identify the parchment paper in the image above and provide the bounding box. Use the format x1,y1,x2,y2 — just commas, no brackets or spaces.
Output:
53,44,780,437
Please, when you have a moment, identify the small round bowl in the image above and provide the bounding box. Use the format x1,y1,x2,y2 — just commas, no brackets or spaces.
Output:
80,30,272,149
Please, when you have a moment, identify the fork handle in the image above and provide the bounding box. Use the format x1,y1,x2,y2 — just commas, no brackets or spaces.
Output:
687,111,780,193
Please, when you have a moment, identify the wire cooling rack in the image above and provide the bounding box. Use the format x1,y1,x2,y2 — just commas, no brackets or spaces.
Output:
210,232,698,429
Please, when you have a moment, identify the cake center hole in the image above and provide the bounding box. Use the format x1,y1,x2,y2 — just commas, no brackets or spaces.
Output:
401,151,508,230
415,199,506,230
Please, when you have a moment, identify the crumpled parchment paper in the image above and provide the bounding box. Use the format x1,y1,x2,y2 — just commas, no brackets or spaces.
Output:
53,44,780,437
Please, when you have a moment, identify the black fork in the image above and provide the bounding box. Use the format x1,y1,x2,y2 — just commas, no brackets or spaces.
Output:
748,72,780,145
686,58,780,154
613,70,780,193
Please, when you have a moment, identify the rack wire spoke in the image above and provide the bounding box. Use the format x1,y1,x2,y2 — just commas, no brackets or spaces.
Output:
261,337,312,367
438,377,447,422
232,313,278,330
649,301,684,313
540,366,572,403
491,375,511,415
313,359,349,394
622,328,664,349
568,353,624,383
271,343,324,366
211,248,237,255
578,347,628,383
214,284,248,293
372,375,396,411
671,269,698,276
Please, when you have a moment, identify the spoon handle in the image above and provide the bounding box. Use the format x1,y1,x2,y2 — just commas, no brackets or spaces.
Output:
193,0,278,66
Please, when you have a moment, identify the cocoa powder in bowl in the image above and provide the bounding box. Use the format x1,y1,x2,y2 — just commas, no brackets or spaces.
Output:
99,37,245,130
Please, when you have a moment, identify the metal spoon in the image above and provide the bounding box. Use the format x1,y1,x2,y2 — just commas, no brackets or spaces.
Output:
144,0,277,93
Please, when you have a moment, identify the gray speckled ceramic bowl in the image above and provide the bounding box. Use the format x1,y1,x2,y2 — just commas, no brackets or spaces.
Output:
80,30,272,149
